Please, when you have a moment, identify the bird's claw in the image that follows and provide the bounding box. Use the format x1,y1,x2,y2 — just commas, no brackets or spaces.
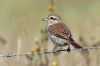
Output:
67,47,71,52
44,48,48,54
52,49,57,55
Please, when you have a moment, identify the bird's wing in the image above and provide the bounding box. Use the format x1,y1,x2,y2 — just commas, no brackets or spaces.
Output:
48,23,83,48
48,23,72,40
56,30,72,40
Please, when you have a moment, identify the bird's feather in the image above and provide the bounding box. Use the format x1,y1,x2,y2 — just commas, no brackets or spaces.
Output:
48,22,82,48
48,23,71,39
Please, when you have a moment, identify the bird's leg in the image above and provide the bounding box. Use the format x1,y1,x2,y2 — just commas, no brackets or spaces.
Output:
67,44,71,52
52,45,58,53
52,45,61,55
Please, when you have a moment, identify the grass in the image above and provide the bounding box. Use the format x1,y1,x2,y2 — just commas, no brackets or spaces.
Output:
0,0,100,66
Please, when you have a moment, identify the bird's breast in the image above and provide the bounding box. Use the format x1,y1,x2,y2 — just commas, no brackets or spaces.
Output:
48,31,68,46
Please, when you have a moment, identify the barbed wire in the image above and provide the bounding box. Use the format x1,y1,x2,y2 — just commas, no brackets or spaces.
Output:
0,46,100,58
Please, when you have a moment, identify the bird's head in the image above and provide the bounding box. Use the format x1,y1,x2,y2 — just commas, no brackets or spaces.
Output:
42,13,63,25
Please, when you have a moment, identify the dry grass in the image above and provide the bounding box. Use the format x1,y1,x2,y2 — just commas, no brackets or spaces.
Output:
0,0,100,66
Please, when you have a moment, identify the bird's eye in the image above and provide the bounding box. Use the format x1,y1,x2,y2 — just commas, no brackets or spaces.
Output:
50,17,54,19
50,17,56,20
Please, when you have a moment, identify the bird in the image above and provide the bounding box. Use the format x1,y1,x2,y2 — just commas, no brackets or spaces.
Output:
42,13,83,52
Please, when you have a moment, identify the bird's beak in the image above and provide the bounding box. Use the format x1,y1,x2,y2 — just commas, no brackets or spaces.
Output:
42,17,48,21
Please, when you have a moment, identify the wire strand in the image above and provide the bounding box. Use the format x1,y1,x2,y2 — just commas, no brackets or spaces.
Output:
0,46,100,57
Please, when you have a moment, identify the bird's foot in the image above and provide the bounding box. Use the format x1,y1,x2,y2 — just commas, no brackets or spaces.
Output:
67,45,71,52
44,48,48,54
52,47,61,55
52,49,56,55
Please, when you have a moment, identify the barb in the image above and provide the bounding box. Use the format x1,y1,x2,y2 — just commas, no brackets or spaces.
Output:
0,46,100,57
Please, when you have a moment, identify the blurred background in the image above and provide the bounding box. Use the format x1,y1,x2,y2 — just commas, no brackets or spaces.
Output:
0,0,100,66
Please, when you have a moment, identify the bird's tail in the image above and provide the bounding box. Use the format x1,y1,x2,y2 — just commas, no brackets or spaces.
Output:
69,38,83,49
